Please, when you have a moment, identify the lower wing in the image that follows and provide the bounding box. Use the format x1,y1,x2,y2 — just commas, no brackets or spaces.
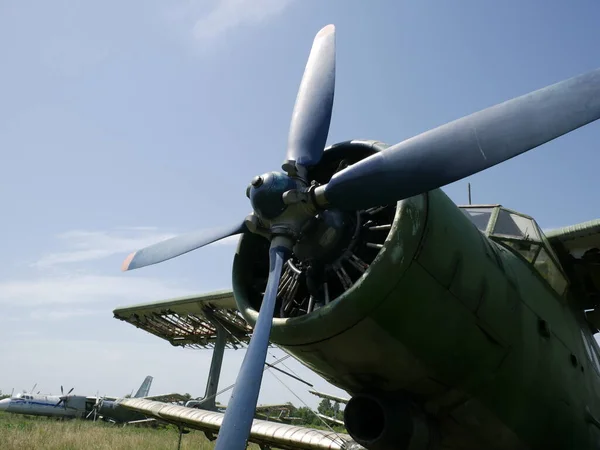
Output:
117,398,363,450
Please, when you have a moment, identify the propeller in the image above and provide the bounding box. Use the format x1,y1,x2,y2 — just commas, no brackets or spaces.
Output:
122,221,247,271
312,68,600,212
55,386,75,409
121,23,600,450
283,24,336,176
86,392,104,421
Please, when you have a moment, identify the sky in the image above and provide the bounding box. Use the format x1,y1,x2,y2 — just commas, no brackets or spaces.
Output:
1,0,600,409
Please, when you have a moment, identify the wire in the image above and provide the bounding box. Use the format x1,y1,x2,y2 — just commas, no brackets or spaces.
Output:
270,350,303,380
265,367,348,448
197,354,292,405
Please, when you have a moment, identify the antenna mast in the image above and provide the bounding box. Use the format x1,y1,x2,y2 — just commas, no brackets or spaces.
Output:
468,183,472,205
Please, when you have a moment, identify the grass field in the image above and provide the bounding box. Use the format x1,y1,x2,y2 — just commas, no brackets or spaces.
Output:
0,412,262,450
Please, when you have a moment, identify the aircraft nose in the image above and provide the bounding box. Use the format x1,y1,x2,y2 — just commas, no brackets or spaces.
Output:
0,398,10,411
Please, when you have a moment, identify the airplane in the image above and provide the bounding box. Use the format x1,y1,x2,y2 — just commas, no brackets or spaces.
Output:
0,385,87,419
309,390,350,405
253,402,299,423
114,23,600,450
0,375,167,423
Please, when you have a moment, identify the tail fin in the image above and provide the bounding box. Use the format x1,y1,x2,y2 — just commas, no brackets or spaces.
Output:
134,376,153,398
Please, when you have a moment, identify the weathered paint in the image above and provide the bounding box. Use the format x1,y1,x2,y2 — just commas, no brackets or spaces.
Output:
232,142,600,449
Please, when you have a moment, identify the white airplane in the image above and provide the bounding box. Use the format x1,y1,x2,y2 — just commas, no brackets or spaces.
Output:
0,376,154,420
0,386,88,419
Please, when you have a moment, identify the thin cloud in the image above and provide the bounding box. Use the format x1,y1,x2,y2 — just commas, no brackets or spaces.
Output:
0,274,193,307
193,0,294,41
29,309,103,321
41,37,110,78
31,229,177,268
165,0,295,47
32,227,240,268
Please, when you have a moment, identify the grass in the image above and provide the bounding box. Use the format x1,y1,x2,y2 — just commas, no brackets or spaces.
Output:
0,412,262,450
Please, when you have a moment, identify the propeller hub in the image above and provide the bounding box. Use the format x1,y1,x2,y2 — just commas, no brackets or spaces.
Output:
248,171,297,221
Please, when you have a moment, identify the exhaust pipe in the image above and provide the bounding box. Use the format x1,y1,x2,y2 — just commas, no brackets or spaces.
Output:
344,392,434,450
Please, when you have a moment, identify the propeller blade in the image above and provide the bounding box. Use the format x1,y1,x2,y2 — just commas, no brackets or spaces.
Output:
214,241,290,450
67,387,74,395
60,386,64,396
122,221,247,271
283,24,336,175
317,68,600,211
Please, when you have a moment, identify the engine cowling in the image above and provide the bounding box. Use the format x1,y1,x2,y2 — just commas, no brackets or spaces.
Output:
232,140,428,385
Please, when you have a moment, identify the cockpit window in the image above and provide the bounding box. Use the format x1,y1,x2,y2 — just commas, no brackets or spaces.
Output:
461,207,494,232
499,239,540,263
459,204,568,296
493,209,540,241
534,248,567,295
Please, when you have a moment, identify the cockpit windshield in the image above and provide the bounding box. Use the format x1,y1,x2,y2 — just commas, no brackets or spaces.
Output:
461,207,494,233
460,205,568,296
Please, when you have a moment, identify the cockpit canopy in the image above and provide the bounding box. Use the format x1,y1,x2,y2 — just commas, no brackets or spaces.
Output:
459,205,568,296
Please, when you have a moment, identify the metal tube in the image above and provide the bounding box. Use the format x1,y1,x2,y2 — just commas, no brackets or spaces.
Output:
199,323,226,411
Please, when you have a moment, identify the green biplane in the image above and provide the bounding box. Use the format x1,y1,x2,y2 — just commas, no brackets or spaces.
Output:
114,24,600,450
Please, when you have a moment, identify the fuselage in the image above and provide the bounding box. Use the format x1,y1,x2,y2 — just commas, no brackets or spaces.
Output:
97,399,147,423
0,376,154,423
232,140,600,450
0,392,87,418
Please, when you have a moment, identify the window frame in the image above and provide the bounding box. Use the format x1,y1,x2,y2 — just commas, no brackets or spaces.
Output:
458,204,569,296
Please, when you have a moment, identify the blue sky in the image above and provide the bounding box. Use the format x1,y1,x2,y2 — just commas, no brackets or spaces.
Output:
1,0,600,408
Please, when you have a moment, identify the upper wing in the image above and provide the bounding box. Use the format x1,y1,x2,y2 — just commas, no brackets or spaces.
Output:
546,219,600,309
117,398,364,450
113,289,251,349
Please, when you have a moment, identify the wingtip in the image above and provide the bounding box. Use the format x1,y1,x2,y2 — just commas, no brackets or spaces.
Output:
122,252,136,272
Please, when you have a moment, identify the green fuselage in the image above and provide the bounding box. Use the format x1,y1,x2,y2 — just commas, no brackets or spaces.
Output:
233,141,600,450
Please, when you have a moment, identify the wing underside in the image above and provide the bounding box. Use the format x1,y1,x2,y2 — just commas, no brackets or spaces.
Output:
117,398,363,450
547,219,600,309
112,290,251,349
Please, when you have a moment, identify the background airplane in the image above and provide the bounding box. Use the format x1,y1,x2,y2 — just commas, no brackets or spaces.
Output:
0,376,157,422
